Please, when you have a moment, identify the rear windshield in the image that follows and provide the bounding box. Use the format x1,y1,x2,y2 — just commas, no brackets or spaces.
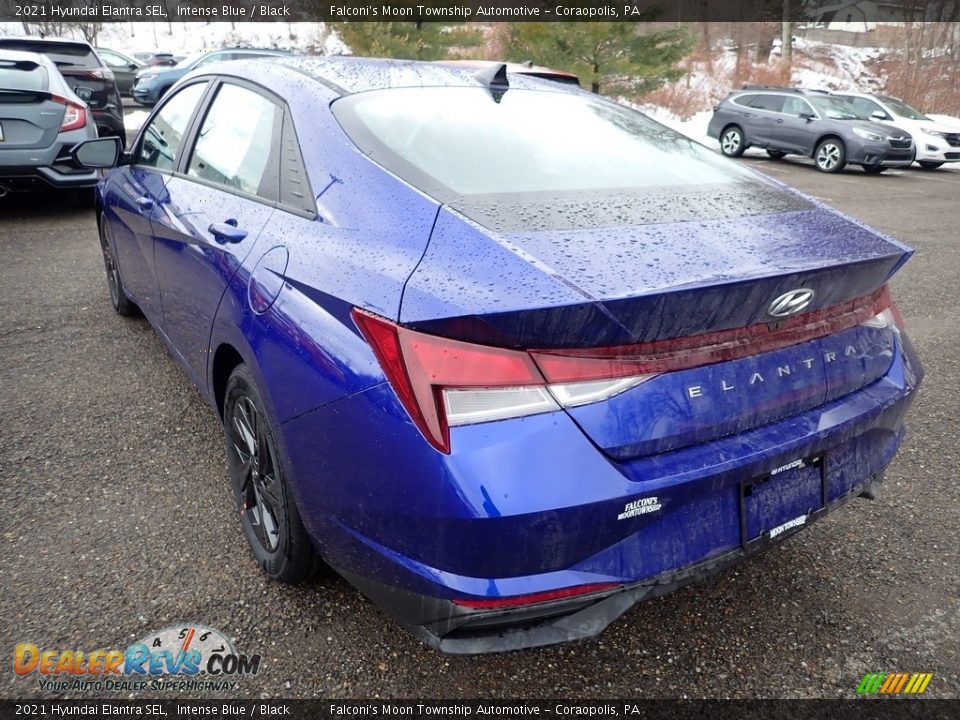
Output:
334,87,760,197
0,40,99,69
332,87,808,231
0,60,48,91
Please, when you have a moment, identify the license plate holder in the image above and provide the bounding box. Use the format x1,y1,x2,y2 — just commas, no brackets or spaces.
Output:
739,454,828,549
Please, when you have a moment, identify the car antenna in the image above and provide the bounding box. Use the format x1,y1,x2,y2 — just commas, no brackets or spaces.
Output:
475,63,509,102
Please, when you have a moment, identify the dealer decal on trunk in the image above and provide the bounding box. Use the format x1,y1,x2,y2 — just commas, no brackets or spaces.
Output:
617,496,662,520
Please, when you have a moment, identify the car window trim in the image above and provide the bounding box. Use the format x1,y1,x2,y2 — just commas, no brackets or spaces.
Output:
171,75,317,221
129,78,215,177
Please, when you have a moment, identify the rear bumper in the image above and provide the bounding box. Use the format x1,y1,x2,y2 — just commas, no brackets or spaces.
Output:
282,331,922,653
341,470,885,654
0,164,100,190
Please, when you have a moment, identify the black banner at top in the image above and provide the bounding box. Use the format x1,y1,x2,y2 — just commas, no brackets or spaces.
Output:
0,0,958,23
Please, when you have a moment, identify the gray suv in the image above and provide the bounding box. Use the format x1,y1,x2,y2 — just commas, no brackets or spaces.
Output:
707,86,915,174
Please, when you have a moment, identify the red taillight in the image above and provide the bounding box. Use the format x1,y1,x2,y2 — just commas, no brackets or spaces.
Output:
452,582,620,610
64,67,113,82
352,308,544,453
51,95,88,132
352,286,897,454
531,286,894,383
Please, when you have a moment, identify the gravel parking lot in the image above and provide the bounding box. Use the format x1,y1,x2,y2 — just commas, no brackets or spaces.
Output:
1,158,957,700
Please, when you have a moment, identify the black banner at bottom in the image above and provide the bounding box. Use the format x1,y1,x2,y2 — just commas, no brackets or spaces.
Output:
2,699,959,720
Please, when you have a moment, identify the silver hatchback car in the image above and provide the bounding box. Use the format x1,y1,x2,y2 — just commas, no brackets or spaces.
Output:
0,49,100,196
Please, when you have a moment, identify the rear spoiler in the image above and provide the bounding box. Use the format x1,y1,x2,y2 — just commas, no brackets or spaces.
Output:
0,58,42,72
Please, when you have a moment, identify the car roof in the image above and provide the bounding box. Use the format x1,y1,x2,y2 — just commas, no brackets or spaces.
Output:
0,35,93,49
266,56,582,97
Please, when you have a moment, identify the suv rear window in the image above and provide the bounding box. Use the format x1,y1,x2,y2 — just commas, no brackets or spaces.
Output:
0,40,99,69
0,59,48,92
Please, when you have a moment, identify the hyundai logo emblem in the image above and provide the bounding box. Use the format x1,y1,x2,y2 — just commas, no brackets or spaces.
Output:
768,288,815,318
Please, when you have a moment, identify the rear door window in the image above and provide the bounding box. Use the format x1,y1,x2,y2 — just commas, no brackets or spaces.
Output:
749,94,785,113
136,82,208,171
186,82,280,200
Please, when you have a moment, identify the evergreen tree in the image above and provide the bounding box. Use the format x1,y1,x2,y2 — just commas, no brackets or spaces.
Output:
333,22,484,61
501,23,694,96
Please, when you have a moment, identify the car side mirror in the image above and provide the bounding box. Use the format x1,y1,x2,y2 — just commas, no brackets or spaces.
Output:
72,137,124,169
74,86,93,101
871,110,889,121
799,112,815,121
128,63,138,70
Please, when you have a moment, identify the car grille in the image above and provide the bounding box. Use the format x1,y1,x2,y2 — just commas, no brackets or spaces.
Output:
888,137,912,149
946,152,960,160
945,133,960,147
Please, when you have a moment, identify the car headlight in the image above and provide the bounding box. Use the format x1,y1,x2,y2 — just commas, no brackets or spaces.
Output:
924,130,947,139
853,127,884,142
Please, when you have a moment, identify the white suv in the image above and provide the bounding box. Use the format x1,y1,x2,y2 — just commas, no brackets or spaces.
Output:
838,93,960,170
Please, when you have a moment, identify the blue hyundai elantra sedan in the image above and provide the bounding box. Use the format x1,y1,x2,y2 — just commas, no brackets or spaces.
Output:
74,57,922,654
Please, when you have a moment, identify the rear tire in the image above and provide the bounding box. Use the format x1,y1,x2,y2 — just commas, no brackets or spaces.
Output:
98,213,139,316
918,161,944,170
720,126,746,157
224,364,322,582
862,165,886,174
766,149,787,159
814,138,846,173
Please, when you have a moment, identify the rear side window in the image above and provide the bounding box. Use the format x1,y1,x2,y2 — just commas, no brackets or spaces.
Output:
187,83,280,200
0,41,99,69
137,82,208,171
0,59,48,92
749,94,785,112
731,94,757,107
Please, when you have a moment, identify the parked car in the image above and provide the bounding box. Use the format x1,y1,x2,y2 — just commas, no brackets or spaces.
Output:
0,50,101,196
0,36,124,140
131,48,292,105
708,86,915,173
95,48,145,96
77,58,922,653
437,59,580,86
834,92,960,170
131,51,177,67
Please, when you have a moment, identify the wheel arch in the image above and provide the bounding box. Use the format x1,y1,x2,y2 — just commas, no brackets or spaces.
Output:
211,343,246,420
721,122,744,139
812,133,845,158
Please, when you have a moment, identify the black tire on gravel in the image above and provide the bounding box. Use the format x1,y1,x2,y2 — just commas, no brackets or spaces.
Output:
98,213,139,316
223,364,323,582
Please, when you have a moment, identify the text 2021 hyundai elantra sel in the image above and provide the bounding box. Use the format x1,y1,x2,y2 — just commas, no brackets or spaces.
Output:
76,57,922,653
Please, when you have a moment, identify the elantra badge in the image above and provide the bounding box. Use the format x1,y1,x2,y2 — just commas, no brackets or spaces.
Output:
768,288,815,318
